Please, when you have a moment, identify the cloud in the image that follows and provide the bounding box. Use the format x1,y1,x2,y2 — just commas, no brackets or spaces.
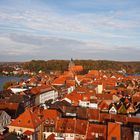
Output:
0,35,40,56
0,0,140,61
0,5,140,40
0,32,139,61
0,33,87,60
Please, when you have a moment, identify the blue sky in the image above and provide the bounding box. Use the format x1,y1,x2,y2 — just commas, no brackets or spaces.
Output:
0,0,140,61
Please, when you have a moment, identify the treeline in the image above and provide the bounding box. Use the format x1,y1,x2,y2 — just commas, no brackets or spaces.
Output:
0,62,22,74
23,60,69,72
23,60,140,74
0,65,15,74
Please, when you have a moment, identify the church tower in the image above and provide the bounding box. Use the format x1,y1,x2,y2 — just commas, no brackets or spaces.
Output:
68,58,75,71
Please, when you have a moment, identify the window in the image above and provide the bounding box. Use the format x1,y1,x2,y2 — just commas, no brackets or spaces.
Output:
76,134,79,138
58,133,63,137
70,134,73,137
48,127,54,132
60,127,63,130
50,120,54,124
67,127,71,131
82,135,85,139
111,137,116,140
65,134,68,137
46,120,49,124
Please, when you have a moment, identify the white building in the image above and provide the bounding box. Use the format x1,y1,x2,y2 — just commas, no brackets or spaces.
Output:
32,86,58,105
39,90,58,104
96,85,103,94
79,100,98,109
10,87,28,93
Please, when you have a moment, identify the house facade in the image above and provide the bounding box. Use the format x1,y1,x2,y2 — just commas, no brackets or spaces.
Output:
30,85,58,105
8,108,43,140
0,111,11,134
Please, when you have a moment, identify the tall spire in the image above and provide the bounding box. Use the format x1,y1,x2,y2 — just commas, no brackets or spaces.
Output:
68,58,75,71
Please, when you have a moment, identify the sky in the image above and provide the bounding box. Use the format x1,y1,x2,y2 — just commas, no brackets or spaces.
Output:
0,0,140,61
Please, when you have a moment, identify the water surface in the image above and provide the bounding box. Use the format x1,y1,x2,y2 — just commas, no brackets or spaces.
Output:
0,75,28,91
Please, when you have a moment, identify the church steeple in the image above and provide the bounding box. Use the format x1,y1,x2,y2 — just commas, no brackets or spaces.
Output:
68,58,75,71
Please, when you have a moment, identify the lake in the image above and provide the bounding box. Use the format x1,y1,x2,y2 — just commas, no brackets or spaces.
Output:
0,75,29,91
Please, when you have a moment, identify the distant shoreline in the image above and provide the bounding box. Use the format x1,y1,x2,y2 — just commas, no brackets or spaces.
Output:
0,75,29,91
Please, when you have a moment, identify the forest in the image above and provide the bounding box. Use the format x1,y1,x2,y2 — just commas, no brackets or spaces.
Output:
23,60,140,74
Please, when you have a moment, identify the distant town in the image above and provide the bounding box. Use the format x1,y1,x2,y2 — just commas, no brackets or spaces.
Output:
0,59,139,140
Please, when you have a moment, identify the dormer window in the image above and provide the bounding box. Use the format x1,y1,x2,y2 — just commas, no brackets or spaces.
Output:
67,127,71,130
76,134,79,138
82,135,85,139
70,134,73,137
60,126,64,130
46,120,49,124
50,120,54,124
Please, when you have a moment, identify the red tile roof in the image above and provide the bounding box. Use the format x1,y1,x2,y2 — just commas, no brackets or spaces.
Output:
55,118,88,135
66,80,75,87
96,94,113,100
87,109,100,121
10,108,42,129
70,66,83,72
65,86,96,106
63,71,74,78
98,100,112,111
87,123,107,140
52,77,66,86
55,118,75,133
100,113,111,122
88,70,100,76
111,114,127,123
108,123,121,140
80,77,93,85
23,130,33,136
75,119,88,135
43,109,60,121
46,133,55,140
128,117,140,124
126,104,135,114
30,85,52,95
121,126,133,140
132,93,140,103
0,102,19,110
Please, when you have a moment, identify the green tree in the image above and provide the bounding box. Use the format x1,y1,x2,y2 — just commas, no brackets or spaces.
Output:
3,80,17,90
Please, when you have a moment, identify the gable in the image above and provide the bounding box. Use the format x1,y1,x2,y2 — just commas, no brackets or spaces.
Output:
118,105,127,114
109,106,117,114
127,105,135,113
10,109,42,129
